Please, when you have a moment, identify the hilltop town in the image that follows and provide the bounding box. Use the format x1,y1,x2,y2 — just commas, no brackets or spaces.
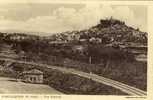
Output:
0,18,147,95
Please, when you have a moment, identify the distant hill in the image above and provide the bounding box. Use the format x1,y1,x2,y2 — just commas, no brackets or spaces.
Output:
47,18,147,45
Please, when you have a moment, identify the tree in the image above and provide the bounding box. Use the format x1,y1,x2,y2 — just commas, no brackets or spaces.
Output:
12,65,24,81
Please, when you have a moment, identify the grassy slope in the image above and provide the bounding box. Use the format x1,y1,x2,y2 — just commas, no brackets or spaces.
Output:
42,68,128,95
98,60,147,91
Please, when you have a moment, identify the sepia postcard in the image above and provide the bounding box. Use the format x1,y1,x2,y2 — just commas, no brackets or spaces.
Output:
0,0,152,100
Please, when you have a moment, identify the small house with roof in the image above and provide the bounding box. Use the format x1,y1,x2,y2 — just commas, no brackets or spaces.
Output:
21,69,43,84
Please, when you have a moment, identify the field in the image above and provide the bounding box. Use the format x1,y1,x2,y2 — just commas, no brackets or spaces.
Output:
0,77,62,94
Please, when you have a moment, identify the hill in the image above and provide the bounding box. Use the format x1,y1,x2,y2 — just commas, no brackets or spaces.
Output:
47,18,147,45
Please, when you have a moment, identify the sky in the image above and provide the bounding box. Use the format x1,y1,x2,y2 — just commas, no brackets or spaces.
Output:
0,3,147,36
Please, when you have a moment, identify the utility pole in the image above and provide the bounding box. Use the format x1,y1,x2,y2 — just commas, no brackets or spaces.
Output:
89,56,92,64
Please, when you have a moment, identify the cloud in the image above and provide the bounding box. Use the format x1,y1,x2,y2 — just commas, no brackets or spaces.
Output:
0,5,147,36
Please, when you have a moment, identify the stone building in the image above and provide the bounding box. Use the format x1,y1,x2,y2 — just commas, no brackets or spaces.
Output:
21,69,43,84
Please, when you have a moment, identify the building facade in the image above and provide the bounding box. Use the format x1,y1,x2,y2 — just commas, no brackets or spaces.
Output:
21,69,43,84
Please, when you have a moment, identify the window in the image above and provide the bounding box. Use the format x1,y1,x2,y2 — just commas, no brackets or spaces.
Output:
30,77,33,81
33,77,36,81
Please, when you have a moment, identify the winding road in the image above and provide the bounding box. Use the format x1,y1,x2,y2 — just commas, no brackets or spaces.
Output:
0,57,147,96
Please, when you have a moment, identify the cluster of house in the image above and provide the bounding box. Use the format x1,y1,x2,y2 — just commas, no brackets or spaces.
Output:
5,33,39,41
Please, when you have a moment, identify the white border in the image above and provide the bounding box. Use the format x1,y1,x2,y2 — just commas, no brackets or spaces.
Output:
0,0,152,100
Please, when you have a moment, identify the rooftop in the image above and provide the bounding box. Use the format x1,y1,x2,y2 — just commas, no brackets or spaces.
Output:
22,69,43,75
